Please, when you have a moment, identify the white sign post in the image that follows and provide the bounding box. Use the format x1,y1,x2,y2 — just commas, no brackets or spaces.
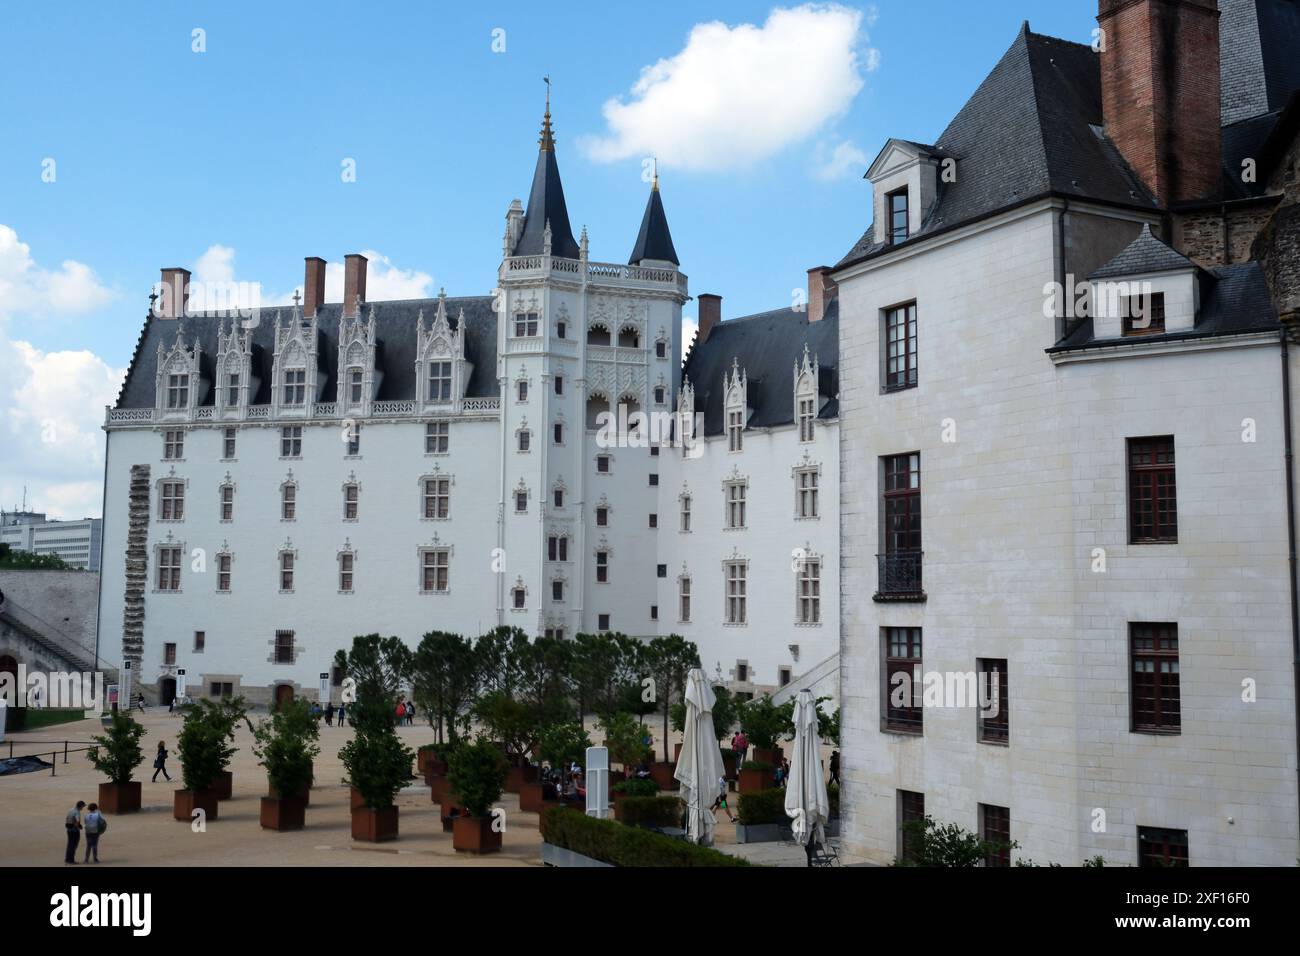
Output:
120,660,133,711
318,671,330,706
176,667,187,702
585,746,610,819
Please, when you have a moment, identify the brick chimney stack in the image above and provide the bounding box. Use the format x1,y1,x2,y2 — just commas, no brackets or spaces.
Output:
343,254,368,318
696,293,722,345
303,257,326,318
158,267,191,319
1098,0,1222,207
806,266,838,324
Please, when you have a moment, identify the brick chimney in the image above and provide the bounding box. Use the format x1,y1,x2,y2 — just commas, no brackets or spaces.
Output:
696,293,722,345
1098,0,1222,207
343,254,368,318
806,266,838,323
158,267,191,319
303,257,326,318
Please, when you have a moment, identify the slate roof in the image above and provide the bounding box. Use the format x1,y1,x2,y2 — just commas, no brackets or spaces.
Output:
629,186,679,266
681,300,840,437
1090,225,1199,279
513,146,580,259
1049,261,1280,352
1257,0,1300,113
837,25,1158,270
114,297,499,409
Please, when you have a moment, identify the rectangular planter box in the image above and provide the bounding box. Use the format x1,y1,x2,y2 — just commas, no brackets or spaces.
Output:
351,805,398,842
722,753,737,780
735,822,792,844
98,781,141,814
260,796,306,831
518,781,556,814
438,794,465,832
738,768,774,793
173,788,218,822
350,786,365,811
268,784,310,806
429,775,451,802
452,815,503,854
505,763,538,794
752,747,782,766
210,770,233,801
648,762,678,791
541,842,613,868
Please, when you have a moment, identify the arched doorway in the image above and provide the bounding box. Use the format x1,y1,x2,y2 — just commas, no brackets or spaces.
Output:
160,677,177,706
274,684,295,711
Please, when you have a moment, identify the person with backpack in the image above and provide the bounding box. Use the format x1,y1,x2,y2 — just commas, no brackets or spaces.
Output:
83,803,106,863
152,740,171,782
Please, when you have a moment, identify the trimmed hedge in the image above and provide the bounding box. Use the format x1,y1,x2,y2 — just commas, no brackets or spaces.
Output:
740,760,772,771
542,807,749,867
617,794,681,829
737,787,787,826
612,777,659,797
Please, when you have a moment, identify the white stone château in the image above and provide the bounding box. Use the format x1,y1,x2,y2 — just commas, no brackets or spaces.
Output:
95,103,840,708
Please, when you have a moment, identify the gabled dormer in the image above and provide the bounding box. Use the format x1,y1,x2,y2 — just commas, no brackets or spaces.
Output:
1089,225,1200,339
337,306,382,416
215,318,257,419
271,307,321,418
724,358,748,452
155,325,203,420
415,290,474,412
793,344,821,441
865,138,946,247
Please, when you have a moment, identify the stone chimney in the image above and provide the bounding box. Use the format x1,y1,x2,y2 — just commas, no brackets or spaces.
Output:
303,257,326,318
806,267,838,323
696,293,722,345
1098,0,1222,207
343,254,368,318
158,267,191,319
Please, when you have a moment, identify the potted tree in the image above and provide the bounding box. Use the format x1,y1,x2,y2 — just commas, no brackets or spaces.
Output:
200,697,247,800
252,698,320,831
86,711,146,813
447,738,508,854
340,698,413,842
174,704,224,822
523,721,590,813
599,710,647,785
474,690,540,793
739,695,792,768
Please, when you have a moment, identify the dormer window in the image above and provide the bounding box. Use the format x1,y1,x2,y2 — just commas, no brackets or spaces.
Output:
348,368,364,404
728,409,744,452
167,374,190,409
888,188,910,245
514,313,539,337
428,361,452,402
226,373,240,407
1123,292,1166,336
283,368,306,406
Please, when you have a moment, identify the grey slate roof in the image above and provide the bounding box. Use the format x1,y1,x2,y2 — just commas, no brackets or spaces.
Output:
1257,0,1300,113
838,25,1157,269
629,187,679,266
514,147,580,259
681,300,839,437
1050,261,1279,352
114,296,499,409
1090,225,1199,279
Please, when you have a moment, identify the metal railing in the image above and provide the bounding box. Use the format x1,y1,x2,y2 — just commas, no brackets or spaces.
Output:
875,550,924,598
3,738,97,776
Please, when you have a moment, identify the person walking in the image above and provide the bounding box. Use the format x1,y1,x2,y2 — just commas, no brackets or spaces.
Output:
337,702,347,727
324,702,335,727
135,692,146,713
83,803,106,863
64,801,85,864
710,774,735,823
152,740,171,782
829,749,840,786
731,730,748,769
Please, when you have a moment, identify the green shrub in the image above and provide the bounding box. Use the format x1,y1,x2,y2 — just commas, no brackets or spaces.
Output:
537,721,591,772
740,760,772,772
737,695,793,750
895,815,1018,867
617,795,681,829
542,807,749,867
86,711,146,784
597,711,648,769
340,698,414,810
447,737,508,818
251,698,320,799
737,787,787,826
177,706,225,792
612,777,659,797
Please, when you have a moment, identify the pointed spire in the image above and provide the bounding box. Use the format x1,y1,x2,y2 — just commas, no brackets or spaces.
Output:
539,75,555,152
629,173,679,266
513,79,579,259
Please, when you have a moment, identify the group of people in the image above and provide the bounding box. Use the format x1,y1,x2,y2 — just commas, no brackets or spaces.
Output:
63,801,107,864
310,701,347,726
544,762,586,802
394,698,416,726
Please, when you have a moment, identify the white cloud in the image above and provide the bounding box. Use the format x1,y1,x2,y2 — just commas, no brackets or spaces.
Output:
682,315,700,354
323,250,435,303
0,224,115,315
866,47,881,72
811,139,871,181
580,4,872,172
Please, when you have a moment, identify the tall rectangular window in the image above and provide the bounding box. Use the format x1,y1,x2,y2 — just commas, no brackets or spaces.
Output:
423,478,450,519
888,188,909,245
548,535,569,562
885,304,918,390
680,495,692,532
1128,437,1177,543
1138,827,1189,867
797,558,821,624
194,631,205,652
883,627,922,732
977,658,1009,744
898,790,925,863
555,375,564,395
421,549,450,593
343,484,359,520
220,485,234,521
166,374,189,409
679,576,691,622
880,452,922,595
796,468,819,518
157,547,182,591
428,361,452,402
160,481,185,520
164,642,177,665
728,408,744,451
799,396,816,442
1131,623,1180,733
980,805,1011,868
552,580,564,601
345,425,361,456
517,380,529,402
725,561,747,624
280,426,302,457
275,630,295,664
725,481,747,530
226,373,240,408
514,313,539,337
283,368,306,405
217,553,231,592
279,552,294,591
349,368,364,404
223,427,237,459
596,551,609,583
339,552,354,592
163,429,185,459
281,484,296,521
425,421,449,454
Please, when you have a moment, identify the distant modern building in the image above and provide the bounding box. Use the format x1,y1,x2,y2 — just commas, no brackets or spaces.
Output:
0,511,103,571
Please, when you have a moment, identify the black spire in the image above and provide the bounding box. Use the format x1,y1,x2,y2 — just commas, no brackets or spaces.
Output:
629,174,679,266
513,83,580,259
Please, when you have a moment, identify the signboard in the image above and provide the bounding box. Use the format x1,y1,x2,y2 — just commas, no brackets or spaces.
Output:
318,671,329,705
585,746,610,819
176,667,187,701
120,660,132,708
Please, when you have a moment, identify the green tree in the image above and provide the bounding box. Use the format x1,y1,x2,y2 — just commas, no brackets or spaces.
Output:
86,711,146,783
537,721,592,775
895,815,1017,867
671,683,739,742
474,626,530,697
333,634,412,710
447,738,508,818
0,544,73,570
517,635,576,747
251,698,320,799
474,690,539,766
645,635,699,762
598,711,648,769
412,631,478,743
737,695,794,750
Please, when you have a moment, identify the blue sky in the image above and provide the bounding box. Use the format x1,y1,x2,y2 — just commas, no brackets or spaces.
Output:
0,0,1099,517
